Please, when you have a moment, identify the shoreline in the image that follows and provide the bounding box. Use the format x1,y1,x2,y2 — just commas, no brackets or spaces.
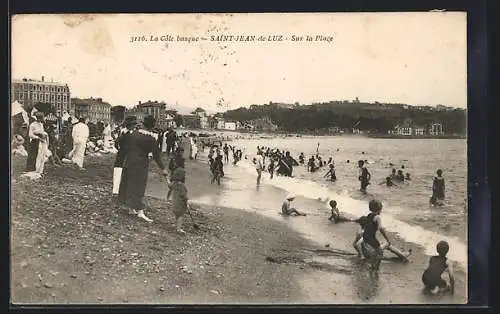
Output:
10,153,466,304
10,154,322,304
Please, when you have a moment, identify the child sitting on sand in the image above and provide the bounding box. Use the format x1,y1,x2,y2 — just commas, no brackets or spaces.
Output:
328,200,352,223
422,241,455,295
281,194,307,216
167,167,189,235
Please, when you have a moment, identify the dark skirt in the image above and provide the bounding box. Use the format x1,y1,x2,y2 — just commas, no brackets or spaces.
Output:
118,156,149,209
26,139,40,172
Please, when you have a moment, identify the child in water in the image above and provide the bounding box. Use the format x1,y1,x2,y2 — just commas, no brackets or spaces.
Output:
358,160,372,194
324,163,337,182
281,194,307,216
268,158,276,179
328,200,353,223
422,241,455,295
430,169,445,206
167,167,189,235
380,176,397,187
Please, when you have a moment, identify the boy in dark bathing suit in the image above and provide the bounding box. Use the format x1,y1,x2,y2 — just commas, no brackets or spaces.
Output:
357,200,392,271
324,163,337,182
422,241,455,295
358,160,371,194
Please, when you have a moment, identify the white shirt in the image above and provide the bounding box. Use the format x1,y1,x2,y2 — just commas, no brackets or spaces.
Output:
72,122,89,141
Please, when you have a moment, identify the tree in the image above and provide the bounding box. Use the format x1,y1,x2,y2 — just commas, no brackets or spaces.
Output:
191,107,206,115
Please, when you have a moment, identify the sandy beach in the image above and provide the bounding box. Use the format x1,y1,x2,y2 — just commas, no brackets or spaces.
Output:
11,153,466,304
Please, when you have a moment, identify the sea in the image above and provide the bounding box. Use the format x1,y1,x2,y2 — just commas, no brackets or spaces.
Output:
189,133,468,271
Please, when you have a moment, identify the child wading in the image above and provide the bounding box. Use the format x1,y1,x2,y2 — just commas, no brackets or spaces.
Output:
324,163,337,182
167,167,189,235
358,160,372,194
355,200,392,271
281,194,307,216
422,241,455,295
430,169,445,206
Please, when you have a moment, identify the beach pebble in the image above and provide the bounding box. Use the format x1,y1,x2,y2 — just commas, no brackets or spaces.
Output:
210,290,220,295
175,285,180,288
20,260,29,268
43,282,53,288
159,285,165,291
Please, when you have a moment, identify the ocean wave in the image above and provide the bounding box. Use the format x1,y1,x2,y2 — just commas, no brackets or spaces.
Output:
237,159,467,268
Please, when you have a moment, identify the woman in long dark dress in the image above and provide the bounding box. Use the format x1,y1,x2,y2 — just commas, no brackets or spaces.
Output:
112,116,137,197
26,112,46,172
118,115,168,222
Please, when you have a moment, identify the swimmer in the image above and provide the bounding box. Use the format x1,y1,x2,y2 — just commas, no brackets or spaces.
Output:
396,170,405,182
405,173,411,180
358,160,371,194
281,194,307,216
324,163,337,182
379,176,397,187
422,241,455,295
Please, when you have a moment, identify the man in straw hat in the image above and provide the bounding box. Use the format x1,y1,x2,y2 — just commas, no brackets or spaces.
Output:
281,194,307,216
112,116,137,198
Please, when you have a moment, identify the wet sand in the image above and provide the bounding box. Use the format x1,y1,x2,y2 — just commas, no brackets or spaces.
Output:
147,155,467,304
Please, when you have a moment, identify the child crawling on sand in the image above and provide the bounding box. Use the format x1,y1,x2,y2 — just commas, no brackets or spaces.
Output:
281,194,307,216
422,241,455,295
166,167,189,235
328,200,353,223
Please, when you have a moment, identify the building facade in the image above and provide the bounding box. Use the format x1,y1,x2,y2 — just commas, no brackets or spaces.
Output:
429,123,444,135
11,76,72,115
224,121,237,131
72,97,112,124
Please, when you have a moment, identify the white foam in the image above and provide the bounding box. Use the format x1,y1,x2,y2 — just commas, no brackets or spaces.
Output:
236,159,467,269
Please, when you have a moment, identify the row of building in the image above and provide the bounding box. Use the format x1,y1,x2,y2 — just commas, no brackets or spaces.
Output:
11,77,113,123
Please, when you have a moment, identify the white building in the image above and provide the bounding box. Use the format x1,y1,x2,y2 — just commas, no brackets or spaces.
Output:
216,119,225,130
429,123,444,135
200,116,209,129
224,121,237,131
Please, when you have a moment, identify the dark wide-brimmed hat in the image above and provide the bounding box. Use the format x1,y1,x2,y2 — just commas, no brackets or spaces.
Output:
124,115,137,126
143,115,156,129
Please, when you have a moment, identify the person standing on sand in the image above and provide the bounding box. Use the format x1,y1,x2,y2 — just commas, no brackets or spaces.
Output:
118,115,169,222
25,112,46,172
223,143,229,164
66,117,89,170
166,167,189,235
112,116,137,197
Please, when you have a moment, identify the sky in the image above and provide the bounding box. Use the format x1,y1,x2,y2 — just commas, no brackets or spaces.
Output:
12,13,467,113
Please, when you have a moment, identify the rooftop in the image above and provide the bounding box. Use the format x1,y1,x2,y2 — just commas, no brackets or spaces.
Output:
13,78,69,87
